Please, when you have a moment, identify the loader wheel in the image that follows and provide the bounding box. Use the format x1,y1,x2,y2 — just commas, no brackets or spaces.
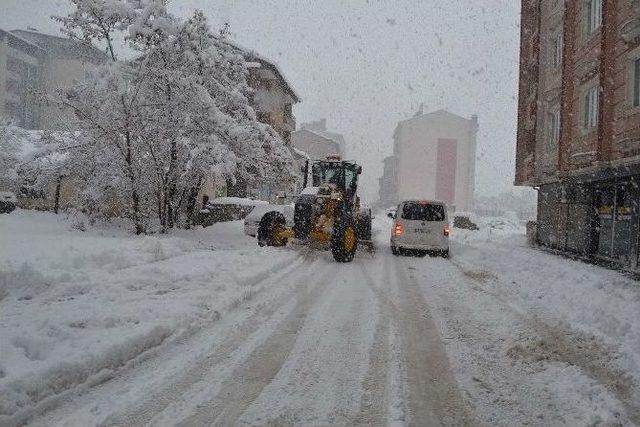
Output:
257,211,287,247
331,216,357,262
356,212,372,241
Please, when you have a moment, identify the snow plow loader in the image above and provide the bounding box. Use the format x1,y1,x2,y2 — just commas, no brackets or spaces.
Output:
257,157,372,262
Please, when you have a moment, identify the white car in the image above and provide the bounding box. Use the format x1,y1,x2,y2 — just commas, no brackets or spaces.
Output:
390,200,450,257
244,204,294,237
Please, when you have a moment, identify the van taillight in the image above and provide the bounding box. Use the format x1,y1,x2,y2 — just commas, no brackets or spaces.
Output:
443,226,450,237
393,223,404,236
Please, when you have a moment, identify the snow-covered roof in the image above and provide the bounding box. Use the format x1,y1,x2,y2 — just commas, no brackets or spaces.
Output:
293,128,340,146
11,29,107,63
292,147,310,159
0,28,46,57
396,108,475,127
224,39,300,103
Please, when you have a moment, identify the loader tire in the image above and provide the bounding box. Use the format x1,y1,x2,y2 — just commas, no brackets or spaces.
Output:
331,215,357,263
356,212,372,241
257,211,287,247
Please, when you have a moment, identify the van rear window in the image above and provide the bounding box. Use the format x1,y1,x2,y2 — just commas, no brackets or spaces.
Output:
401,203,445,221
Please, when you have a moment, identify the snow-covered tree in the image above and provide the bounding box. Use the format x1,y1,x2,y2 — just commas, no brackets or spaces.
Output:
0,119,27,193
54,2,294,233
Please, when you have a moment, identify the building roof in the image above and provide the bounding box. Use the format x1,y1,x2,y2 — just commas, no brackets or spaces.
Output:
10,29,107,63
224,39,300,103
292,128,340,147
393,109,478,138
0,28,46,57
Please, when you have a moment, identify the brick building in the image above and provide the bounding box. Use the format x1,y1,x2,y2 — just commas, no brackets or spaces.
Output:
516,0,640,268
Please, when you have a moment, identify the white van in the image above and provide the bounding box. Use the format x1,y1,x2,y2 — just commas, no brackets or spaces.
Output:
390,200,450,257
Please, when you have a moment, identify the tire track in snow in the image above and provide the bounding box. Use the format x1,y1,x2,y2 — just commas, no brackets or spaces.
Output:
232,259,380,425
175,258,339,426
393,255,474,426
29,255,321,427
355,250,407,426
357,248,472,426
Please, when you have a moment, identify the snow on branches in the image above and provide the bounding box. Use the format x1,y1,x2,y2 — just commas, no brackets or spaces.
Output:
53,2,294,233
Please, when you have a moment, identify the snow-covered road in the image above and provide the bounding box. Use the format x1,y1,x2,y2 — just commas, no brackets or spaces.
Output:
2,211,640,426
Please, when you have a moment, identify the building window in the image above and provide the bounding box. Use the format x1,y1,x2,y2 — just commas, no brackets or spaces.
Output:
633,58,640,108
552,33,563,69
586,0,602,35
584,85,599,130
548,108,561,144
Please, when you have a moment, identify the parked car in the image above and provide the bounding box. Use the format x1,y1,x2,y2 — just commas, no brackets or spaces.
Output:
390,200,449,257
0,192,17,214
197,197,268,227
244,204,294,237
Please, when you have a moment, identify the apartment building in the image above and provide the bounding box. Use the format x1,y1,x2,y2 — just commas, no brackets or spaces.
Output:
0,29,45,129
210,41,301,201
516,0,640,268
378,155,398,208
380,109,478,212
0,28,106,130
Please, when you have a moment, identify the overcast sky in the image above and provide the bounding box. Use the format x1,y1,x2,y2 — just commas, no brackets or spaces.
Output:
0,0,522,202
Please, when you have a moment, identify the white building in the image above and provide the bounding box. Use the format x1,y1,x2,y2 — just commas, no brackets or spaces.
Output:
381,109,478,212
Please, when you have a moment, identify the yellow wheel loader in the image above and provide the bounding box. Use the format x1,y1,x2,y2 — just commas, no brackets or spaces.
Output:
257,157,372,263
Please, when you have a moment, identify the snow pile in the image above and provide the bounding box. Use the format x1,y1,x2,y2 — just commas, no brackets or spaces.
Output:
451,212,525,242
0,209,298,423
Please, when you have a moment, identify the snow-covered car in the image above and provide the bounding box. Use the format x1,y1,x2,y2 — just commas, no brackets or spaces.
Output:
0,191,17,214
244,204,294,237
198,197,268,227
390,200,449,257
385,207,397,219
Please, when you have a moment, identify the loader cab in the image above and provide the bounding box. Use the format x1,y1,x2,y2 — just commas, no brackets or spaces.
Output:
310,160,361,201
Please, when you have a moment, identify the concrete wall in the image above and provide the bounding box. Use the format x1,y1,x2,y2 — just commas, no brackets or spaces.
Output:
394,110,478,212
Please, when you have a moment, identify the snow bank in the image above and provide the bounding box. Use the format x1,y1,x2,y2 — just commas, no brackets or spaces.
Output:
425,215,640,425
0,209,298,423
